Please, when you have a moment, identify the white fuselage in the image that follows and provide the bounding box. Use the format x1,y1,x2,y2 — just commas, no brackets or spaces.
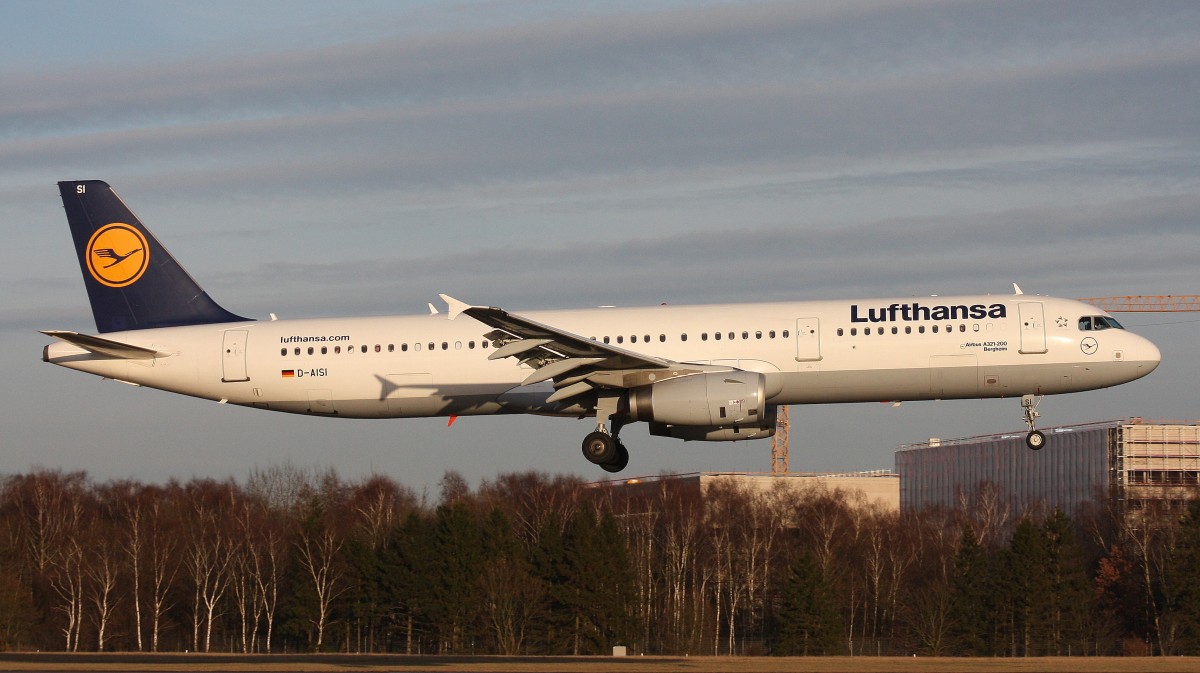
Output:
43,294,1160,419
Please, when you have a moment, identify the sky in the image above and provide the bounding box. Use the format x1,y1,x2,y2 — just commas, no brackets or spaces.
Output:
2,1,1199,494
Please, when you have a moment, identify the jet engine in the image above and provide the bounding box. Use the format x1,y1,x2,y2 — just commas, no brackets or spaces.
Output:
628,371,770,430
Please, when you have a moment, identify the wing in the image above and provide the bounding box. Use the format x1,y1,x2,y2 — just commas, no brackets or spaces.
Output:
441,295,719,404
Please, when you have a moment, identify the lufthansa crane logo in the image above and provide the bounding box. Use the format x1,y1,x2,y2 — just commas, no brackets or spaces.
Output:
1080,337,1099,355
86,223,149,288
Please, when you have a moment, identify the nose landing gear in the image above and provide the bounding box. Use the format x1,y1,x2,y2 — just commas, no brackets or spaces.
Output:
1022,394,1046,450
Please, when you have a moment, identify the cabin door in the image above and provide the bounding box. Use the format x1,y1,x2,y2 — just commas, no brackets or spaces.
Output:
1018,302,1048,354
221,330,250,382
795,318,821,362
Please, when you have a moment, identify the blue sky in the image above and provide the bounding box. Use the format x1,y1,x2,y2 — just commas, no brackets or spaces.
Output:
2,1,1199,492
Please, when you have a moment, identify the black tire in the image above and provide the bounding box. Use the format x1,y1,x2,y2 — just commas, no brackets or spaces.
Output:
582,431,616,465
1026,430,1046,451
601,442,630,473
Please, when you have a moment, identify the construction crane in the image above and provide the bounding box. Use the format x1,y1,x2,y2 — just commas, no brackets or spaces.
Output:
768,294,1199,474
1077,295,1200,312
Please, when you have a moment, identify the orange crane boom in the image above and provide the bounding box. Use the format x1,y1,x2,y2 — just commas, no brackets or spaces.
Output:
1077,295,1200,312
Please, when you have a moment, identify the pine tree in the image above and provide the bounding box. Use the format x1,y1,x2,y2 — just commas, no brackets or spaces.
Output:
1008,517,1052,655
1165,500,1200,653
1040,510,1094,655
557,504,636,654
428,502,485,653
774,552,841,655
948,524,1004,655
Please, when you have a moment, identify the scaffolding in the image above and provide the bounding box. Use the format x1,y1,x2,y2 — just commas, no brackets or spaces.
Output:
1112,422,1200,512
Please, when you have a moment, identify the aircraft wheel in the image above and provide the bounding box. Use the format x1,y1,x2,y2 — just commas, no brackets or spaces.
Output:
582,431,616,465
600,441,630,473
1026,430,1046,451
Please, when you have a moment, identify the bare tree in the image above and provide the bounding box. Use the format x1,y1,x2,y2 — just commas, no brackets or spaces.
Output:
48,538,85,652
145,487,180,653
184,481,238,652
295,509,346,650
85,537,121,652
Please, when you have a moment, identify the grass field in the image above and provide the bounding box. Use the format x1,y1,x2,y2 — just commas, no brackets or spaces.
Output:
1,654,1200,673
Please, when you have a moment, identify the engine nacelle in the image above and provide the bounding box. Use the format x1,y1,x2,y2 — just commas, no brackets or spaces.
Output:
628,371,769,427
649,416,776,442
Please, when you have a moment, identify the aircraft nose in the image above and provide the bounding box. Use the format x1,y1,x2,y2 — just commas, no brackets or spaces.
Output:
1135,334,1161,376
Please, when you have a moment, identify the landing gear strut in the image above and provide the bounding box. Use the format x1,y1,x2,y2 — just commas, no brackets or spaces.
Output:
581,394,630,473
1022,394,1046,451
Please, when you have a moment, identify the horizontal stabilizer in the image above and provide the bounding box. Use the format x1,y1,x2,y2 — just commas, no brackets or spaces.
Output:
41,330,166,360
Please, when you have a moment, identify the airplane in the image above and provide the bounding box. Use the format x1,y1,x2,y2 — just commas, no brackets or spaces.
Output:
42,180,1162,472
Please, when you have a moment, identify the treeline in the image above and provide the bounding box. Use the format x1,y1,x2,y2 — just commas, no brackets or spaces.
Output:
1,466,1199,655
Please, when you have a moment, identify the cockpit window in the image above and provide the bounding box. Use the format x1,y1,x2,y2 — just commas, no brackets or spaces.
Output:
1079,315,1125,331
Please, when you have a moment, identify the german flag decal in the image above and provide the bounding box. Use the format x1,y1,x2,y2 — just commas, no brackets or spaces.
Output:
281,370,295,378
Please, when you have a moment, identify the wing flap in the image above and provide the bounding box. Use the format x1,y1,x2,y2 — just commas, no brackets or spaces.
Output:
522,357,607,386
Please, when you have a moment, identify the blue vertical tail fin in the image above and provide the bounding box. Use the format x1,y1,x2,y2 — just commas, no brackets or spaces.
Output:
58,180,251,333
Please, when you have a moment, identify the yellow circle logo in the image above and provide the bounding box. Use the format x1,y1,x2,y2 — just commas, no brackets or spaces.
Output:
86,223,149,288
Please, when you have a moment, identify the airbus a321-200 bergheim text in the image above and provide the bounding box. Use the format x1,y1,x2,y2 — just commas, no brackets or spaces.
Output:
42,181,1162,472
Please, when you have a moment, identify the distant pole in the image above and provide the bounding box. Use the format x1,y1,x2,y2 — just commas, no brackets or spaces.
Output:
771,406,790,474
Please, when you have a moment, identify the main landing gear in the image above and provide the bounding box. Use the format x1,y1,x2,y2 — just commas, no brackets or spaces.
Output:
1022,394,1046,451
582,394,630,473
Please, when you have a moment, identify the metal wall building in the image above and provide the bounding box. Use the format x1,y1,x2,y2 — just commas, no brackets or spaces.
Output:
895,420,1200,515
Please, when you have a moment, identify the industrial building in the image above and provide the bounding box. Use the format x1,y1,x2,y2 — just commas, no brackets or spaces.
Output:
601,471,900,512
895,419,1200,515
